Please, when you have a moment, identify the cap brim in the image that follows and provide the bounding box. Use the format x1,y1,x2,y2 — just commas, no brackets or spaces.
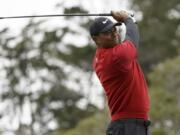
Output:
100,22,122,33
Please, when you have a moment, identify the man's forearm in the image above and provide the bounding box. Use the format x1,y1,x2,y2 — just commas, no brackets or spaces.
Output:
124,17,139,48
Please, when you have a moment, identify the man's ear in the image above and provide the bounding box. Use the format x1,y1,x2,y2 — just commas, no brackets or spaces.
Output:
92,36,97,41
92,36,99,44
92,36,102,47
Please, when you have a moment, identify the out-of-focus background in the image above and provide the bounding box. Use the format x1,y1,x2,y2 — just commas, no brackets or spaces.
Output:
0,0,179,135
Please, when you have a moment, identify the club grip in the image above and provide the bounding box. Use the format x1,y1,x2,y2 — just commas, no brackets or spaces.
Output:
98,13,112,16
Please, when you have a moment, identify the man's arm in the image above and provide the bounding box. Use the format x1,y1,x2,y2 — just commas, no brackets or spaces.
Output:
124,18,139,48
111,11,139,48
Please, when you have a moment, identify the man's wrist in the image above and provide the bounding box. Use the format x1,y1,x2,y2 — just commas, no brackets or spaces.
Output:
124,17,136,24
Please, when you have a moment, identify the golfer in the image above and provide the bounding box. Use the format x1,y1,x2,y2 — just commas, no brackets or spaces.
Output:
89,10,151,135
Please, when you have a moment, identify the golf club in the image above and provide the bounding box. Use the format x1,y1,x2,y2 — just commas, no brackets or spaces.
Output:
0,13,134,19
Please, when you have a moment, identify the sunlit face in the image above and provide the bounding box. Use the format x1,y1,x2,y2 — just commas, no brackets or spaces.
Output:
92,27,121,48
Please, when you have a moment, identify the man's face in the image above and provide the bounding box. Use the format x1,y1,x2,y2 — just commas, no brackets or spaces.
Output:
93,27,121,48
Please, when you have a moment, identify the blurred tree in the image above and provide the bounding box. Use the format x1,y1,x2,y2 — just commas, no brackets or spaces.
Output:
0,6,98,135
52,108,109,135
130,0,180,73
148,55,180,135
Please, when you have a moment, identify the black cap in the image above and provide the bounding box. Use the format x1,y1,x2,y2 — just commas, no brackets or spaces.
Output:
89,17,121,36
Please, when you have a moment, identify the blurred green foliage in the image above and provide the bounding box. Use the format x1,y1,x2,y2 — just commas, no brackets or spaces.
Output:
53,109,109,135
149,56,180,135
0,6,97,135
131,0,180,73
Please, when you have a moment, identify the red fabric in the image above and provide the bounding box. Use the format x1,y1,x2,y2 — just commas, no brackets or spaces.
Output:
93,40,150,121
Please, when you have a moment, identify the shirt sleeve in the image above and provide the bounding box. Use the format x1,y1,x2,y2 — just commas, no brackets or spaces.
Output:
124,17,139,48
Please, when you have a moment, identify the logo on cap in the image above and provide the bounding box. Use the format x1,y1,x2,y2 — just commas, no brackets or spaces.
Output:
102,19,108,24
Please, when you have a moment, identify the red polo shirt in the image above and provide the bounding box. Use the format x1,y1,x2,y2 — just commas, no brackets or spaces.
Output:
93,40,150,121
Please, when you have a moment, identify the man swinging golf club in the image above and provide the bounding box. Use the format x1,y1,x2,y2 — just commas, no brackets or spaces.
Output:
89,10,151,135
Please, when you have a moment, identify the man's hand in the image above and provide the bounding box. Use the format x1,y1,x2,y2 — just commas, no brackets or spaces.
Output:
111,10,130,22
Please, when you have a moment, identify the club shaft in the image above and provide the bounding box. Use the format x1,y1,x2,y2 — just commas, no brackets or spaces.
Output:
0,13,112,19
